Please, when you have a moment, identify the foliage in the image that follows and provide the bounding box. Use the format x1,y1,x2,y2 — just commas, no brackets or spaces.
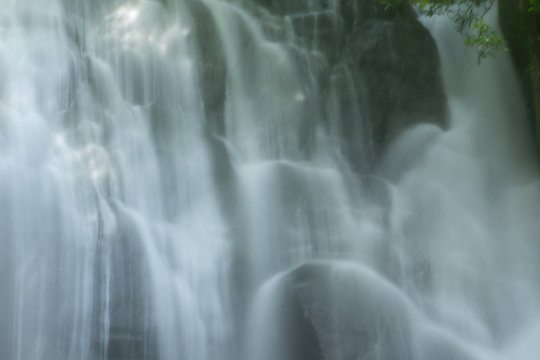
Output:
464,21,507,63
529,0,540,14
378,0,507,62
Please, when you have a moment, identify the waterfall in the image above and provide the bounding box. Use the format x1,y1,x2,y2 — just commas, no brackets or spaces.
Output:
1,0,539,359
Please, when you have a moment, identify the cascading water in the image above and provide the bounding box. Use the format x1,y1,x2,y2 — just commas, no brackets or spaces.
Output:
1,0,539,359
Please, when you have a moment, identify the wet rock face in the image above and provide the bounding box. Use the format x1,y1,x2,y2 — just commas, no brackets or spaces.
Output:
185,0,228,134
346,17,446,152
181,0,446,172
249,261,414,360
247,0,447,171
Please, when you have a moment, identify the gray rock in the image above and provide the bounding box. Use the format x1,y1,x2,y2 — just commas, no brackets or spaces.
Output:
247,0,448,171
248,261,413,360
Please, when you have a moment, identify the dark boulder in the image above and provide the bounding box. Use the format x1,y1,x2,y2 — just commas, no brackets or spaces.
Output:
247,261,414,360
246,0,447,171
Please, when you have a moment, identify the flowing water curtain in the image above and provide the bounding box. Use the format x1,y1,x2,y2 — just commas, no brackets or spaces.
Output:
1,1,232,359
2,0,540,360
82,1,234,359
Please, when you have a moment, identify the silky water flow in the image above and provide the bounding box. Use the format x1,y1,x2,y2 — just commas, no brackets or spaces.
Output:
0,0,539,359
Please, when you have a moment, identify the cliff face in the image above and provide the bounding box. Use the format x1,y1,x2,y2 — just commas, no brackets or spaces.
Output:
217,0,448,172
498,0,540,154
